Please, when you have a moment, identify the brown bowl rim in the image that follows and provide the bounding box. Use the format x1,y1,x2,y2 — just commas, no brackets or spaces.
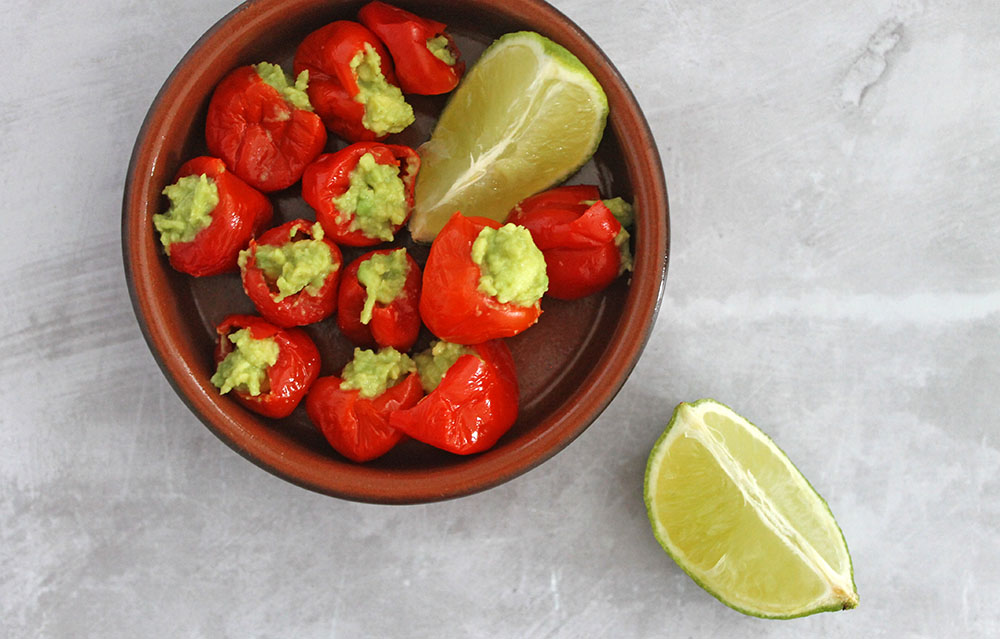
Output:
122,0,670,504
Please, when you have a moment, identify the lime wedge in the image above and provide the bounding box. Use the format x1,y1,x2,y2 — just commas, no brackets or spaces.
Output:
409,31,609,242
644,399,859,618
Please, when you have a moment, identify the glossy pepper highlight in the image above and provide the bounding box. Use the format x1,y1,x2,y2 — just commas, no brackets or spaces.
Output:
238,219,343,327
152,156,272,277
337,248,422,351
389,339,519,455
419,213,544,344
302,142,419,246
508,185,633,300
205,63,327,192
293,20,413,142
212,315,321,418
358,1,464,95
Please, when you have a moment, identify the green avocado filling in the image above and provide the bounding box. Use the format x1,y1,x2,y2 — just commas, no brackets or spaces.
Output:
350,43,414,136
615,228,634,274
153,174,218,254
357,249,410,324
413,341,479,393
211,329,280,396
426,35,456,65
339,347,416,399
585,197,635,274
242,223,337,301
332,152,408,241
254,62,313,112
471,224,548,307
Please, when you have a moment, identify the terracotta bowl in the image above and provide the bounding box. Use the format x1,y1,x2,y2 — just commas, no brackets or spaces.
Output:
123,0,669,503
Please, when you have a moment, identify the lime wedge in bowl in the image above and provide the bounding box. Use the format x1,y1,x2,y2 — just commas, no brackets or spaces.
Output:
644,399,859,618
410,31,609,242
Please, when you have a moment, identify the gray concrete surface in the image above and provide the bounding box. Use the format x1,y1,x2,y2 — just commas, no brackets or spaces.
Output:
2,0,998,636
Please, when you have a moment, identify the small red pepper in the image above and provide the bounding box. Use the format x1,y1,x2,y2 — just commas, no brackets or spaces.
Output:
293,20,407,142
302,142,419,246
305,372,423,462
357,1,464,95
337,249,422,351
419,213,542,344
205,64,327,192
389,340,519,455
157,156,273,277
213,315,321,418
238,219,343,327
508,185,628,300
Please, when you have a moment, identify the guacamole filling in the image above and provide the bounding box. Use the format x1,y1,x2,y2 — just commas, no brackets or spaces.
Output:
339,347,416,399
426,35,456,65
585,197,635,274
211,329,280,396
153,174,218,254
414,341,479,393
471,224,548,307
332,152,408,241
242,223,337,301
350,43,414,136
254,62,313,112
357,249,410,324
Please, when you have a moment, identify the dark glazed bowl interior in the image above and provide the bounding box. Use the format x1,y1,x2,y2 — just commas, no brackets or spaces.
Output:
123,0,669,503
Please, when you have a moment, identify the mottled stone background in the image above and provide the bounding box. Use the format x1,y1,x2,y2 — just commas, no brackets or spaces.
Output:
2,0,998,636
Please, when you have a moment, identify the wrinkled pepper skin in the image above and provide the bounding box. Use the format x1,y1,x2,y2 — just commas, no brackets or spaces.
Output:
337,249,422,351
358,1,464,95
205,65,327,192
419,213,542,344
293,20,401,142
389,340,519,455
163,156,273,277
508,185,625,300
239,219,343,328
305,373,423,462
214,315,320,418
301,142,419,246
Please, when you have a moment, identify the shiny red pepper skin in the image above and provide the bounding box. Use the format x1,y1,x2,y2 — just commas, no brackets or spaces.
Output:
163,156,272,277
389,340,518,455
293,20,402,142
419,213,542,344
508,185,625,300
305,373,423,462
214,315,321,418
302,142,419,246
205,65,327,192
337,249,422,351
357,1,464,95
239,219,343,328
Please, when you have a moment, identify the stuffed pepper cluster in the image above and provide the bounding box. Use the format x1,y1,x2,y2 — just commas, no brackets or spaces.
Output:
151,2,635,463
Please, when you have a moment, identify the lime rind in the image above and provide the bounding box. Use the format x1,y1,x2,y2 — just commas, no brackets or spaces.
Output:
643,399,858,619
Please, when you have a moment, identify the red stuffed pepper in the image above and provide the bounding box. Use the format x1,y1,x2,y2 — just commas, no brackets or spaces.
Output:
293,20,414,142
508,185,635,300
302,142,419,246
152,156,272,277
210,314,321,418
337,248,422,351
389,339,518,455
357,1,464,95
238,219,343,327
306,347,424,462
205,62,327,192
419,213,548,344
